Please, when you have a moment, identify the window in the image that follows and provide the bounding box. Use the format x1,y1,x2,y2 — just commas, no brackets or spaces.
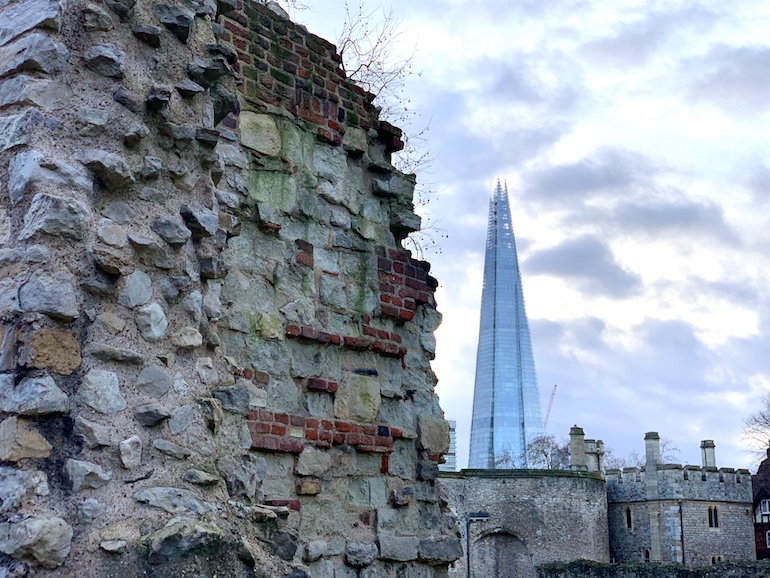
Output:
762,500,770,515
708,506,719,528
625,507,633,529
710,555,723,565
765,531,770,549
643,549,651,563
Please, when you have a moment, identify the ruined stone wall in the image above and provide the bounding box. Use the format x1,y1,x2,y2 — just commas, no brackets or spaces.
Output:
440,469,610,578
0,0,460,575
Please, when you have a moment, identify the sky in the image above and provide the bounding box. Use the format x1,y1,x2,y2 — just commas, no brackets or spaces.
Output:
286,0,770,470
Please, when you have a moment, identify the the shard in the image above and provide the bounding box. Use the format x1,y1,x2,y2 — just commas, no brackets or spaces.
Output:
468,181,544,469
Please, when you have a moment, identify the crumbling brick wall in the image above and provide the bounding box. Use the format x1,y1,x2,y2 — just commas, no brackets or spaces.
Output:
0,0,460,575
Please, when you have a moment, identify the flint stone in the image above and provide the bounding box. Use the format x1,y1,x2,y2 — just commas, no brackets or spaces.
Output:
0,75,72,110
145,518,222,564
296,447,331,477
77,106,108,136
153,4,194,43
159,275,190,301
0,107,43,151
104,0,136,20
0,279,20,314
212,384,249,415
134,402,170,426
0,516,72,569
119,435,142,468
83,43,125,78
0,374,69,415
168,404,193,434
66,459,112,491
378,534,418,562
0,467,49,514
19,193,90,240
175,79,204,97
187,56,230,88
118,269,152,308
171,327,203,348
136,302,168,342
304,540,326,562
239,112,280,156
80,369,126,414
217,454,265,503
134,486,214,514
182,290,202,320
77,498,106,523
152,217,191,246
103,201,135,225
418,536,462,564
82,3,114,31
73,416,112,447
97,218,128,247
100,539,126,554
98,311,126,333
139,186,167,203
90,343,144,364
77,148,133,190
152,438,192,459
0,417,52,461
19,271,78,320
8,150,90,204
180,203,218,238
113,86,142,111
0,33,69,78
346,542,378,567
183,468,218,485
136,366,171,398
0,0,61,47
123,123,149,148
133,24,161,47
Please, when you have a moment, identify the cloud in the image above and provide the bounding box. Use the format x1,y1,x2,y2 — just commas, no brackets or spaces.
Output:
524,235,642,298
581,6,718,67
522,148,657,206
683,45,770,111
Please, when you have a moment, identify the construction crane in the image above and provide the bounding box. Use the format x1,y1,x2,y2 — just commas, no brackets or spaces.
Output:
543,384,558,430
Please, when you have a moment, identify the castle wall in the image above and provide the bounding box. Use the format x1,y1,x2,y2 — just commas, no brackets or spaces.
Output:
440,470,610,578
606,466,755,566
0,0,460,575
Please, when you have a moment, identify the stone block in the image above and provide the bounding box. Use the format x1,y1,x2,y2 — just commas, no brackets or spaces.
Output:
136,366,171,398
145,518,222,564
249,170,297,214
0,33,69,78
334,373,380,423
297,447,332,477
83,43,125,78
0,0,61,46
418,536,462,564
0,75,72,110
135,302,168,342
0,107,43,151
19,271,79,320
77,148,133,190
9,150,91,205
0,373,69,415
117,270,152,308
378,534,418,562
119,435,142,469
346,542,378,567
417,416,450,454
66,459,112,491
348,476,387,508
134,487,214,515
80,369,126,414
342,126,367,155
0,516,72,569
240,111,281,156
19,193,90,241
0,416,52,461
20,327,81,374
73,416,112,448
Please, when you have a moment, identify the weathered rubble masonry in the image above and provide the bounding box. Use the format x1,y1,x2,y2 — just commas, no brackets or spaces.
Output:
0,0,461,575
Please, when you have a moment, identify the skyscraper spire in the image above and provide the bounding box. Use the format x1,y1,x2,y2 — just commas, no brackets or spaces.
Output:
468,181,543,468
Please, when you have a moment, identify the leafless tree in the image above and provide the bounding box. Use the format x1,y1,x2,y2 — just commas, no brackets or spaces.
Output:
525,434,570,470
744,393,770,460
604,438,680,469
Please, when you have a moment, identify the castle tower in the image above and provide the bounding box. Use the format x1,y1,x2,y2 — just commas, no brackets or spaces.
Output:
468,181,544,468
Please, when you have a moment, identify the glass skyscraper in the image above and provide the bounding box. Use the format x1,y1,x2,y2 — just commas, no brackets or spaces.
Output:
468,181,544,469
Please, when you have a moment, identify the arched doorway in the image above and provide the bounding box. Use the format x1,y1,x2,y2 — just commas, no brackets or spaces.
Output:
471,531,535,578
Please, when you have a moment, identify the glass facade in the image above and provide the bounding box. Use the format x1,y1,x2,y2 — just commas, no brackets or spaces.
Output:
468,182,544,469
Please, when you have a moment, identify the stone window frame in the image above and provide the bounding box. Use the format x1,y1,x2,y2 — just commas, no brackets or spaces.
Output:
710,555,723,564
625,506,633,530
707,505,720,528
643,548,651,563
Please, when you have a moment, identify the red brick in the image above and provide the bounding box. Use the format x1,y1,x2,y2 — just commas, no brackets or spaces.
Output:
377,257,392,271
383,342,400,356
300,326,318,340
274,413,289,424
391,297,403,307
279,438,305,453
286,325,301,337
258,410,274,421
327,381,338,393
398,309,414,321
295,239,313,253
333,433,344,444
347,432,364,445
336,420,354,433
389,249,407,262
381,304,399,318
403,299,416,311
363,326,377,337
321,420,333,431
381,454,389,474
388,274,403,285
363,425,377,436
317,331,332,344
361,435,375,446
393,262,404,274
391,428,402,438
375,436,393,449
405,277,428,291
254,422,272,434
376,329,389,339
305,428,318,440
271,424,286,435
380,294,391,304
306,418,319,429
390,333,402,344
330,334,341,345
296,252,314,267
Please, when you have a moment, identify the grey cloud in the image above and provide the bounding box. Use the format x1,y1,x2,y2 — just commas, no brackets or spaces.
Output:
582,6,718,67
524,235,642,298
684,45,770,111
523,148,656,204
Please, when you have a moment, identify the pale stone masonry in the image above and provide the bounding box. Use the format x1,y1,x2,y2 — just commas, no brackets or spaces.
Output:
0,0,460,575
